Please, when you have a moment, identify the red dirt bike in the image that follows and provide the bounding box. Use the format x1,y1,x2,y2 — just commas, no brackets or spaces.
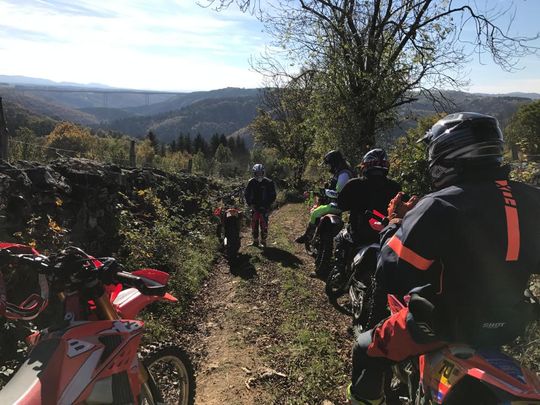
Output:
303,189,344,279
214,187,244,262
388,292,540,404
0,243,195,404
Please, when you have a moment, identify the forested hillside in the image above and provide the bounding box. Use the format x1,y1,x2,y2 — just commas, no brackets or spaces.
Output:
1,80,536,147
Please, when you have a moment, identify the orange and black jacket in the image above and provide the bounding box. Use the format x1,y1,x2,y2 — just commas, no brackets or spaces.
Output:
377,171,540,343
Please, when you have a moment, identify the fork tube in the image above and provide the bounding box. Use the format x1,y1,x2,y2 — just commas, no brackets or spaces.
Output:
94,292,120,320
94,291,150,385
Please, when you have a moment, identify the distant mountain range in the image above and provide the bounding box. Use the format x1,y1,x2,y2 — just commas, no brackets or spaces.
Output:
0,75,113,89
0,75,538,146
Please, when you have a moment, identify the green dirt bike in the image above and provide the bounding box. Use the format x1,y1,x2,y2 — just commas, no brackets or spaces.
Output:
302,189,344,280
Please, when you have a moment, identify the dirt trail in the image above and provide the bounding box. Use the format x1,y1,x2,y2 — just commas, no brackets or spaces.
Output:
182,203,352,404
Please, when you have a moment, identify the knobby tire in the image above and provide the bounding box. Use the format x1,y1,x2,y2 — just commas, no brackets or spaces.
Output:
140,344,196,405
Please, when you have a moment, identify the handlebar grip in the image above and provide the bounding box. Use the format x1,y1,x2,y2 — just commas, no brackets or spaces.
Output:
114,271,167,296
364,210,389,226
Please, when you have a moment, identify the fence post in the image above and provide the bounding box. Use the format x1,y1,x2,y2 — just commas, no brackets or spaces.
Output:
129,140,136,167
0,97,9,161
187,158,193,173
511,144,519,161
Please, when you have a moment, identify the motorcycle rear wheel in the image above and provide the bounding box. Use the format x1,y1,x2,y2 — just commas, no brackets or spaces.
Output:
140,344,195,405
315,235,333,280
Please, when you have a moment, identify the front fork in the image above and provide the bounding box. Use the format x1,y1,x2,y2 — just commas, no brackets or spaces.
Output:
94,293,151,386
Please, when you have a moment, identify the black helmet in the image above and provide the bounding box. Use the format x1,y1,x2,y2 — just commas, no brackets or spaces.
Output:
323,150,345,173
420,112,504,188
360,148,389,176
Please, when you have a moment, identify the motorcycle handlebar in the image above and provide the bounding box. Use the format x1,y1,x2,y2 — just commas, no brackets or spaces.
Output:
0,248,166,296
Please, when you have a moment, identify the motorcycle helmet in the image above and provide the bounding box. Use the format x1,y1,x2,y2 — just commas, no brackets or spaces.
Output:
359,148,389,176
323,150,346,174
252,163,265,181
419,112,504,189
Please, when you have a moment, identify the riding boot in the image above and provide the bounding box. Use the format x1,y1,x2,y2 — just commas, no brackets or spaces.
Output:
346,385,385,405
295,223,316,243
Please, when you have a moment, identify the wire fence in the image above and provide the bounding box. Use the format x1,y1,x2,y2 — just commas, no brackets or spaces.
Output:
8,138,135,167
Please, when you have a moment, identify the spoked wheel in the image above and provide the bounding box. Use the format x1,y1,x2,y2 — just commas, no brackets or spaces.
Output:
225,234,240,262
350,271,375,330
315,235,333,280
325,266,352,315
140,344,195,405
349,278,367,327
305,233,319,257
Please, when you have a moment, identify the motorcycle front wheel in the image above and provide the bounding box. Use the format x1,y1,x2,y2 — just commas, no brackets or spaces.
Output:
140,344,195,405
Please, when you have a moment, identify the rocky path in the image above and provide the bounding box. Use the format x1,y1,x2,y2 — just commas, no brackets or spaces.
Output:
180,203,353,404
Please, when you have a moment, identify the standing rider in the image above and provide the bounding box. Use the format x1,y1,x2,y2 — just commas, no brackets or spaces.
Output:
333,149,401,281
295,150,353,244
348,112,540,404
244,164,277,247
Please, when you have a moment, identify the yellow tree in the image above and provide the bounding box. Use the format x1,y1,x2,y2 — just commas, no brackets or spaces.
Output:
44,122,95,158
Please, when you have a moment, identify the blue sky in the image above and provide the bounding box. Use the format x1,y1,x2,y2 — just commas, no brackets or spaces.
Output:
0,0,538,93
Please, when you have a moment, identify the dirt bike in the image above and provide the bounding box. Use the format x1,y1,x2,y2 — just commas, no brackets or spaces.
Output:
302,189,344,280
0,243,195,404
325,210,386,320
214,187,244,262
388,291,540,404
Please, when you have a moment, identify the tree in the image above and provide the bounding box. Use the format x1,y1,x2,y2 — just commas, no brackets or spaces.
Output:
146,130,159,152
44,122,95,158
250,74,318,188
210,133,221,155
506,100,540,158
214,144,237,177
210,0,538,158
389,114,444,195
137,139,156,167
193,133,209,155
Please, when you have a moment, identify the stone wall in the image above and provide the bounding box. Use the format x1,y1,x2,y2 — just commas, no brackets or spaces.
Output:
0,158,219,255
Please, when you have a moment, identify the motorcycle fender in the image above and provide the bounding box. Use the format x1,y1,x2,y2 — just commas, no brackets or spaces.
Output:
423,347,540,403
352,244,379,270
114,287,178,319
320,215,343,238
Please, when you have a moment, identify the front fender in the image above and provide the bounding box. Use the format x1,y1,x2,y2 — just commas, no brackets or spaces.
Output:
319,214,343,238
113,288,177,319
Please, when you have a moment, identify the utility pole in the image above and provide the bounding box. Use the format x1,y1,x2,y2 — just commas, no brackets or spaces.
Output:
0,97,9,161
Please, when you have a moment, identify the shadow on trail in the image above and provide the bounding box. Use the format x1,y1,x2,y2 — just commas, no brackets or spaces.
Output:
229,253,257,280
262,247,303,269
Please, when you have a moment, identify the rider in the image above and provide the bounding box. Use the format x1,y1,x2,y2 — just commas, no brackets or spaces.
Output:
244,164,276,247
348,112,540,404
295,150,353,244
333,148,401,281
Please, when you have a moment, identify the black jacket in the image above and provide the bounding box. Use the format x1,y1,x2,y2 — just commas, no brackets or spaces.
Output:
378,172,540,344
244,177,276,209
337,175,401,244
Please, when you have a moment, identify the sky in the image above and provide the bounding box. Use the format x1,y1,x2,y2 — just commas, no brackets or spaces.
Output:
0,0,539,93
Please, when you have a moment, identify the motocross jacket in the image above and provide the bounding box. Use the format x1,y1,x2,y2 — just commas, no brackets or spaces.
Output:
337,175,401,244
377,169,540,344
321,168,354,202
244,177,276,209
